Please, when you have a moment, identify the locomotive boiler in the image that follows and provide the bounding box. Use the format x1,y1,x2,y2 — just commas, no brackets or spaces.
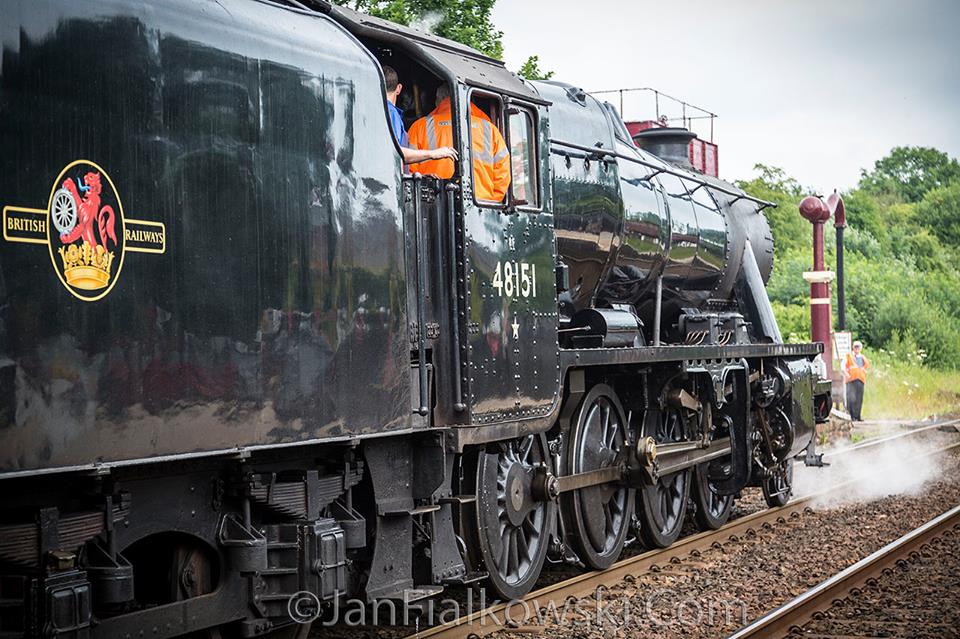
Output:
0,0,831,636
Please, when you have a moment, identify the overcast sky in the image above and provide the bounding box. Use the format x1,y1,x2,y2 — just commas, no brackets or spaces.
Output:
492,0,960,193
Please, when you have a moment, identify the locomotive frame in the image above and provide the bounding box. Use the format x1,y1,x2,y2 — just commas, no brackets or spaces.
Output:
0,1,831,637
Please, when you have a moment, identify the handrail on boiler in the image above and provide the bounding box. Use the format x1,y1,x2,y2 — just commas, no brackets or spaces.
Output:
548,138,776,211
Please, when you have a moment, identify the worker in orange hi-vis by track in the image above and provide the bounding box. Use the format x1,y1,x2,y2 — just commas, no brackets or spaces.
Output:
408,84,511,202
844,340,870,422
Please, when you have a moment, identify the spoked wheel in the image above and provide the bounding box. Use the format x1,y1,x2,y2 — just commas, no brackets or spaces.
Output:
762,458,794,508
562,384,634,570
691,461,734,530
637,406,691,548
51,187,77,234
471,435,554,600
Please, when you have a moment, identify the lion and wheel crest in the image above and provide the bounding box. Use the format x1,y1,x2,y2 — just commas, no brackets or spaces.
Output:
46,161,126,299
2,160,166,302
51,172,117,248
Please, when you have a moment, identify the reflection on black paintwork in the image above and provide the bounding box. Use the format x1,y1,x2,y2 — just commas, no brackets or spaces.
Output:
599,141,669,320
0,0,408,471
533,81,731,330
537,83,623,317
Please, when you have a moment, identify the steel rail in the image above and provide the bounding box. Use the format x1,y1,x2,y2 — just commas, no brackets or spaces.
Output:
822,418,960,459
789,417,960,468
727,503,960,638
404,440,960,639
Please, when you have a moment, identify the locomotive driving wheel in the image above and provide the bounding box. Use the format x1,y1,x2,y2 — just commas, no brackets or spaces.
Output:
468,434,554,600
637,403,691,548
562,384,634,570
692,408,734,531
691,461,734,530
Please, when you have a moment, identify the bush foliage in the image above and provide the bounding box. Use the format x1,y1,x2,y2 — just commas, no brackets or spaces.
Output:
740,146,960,370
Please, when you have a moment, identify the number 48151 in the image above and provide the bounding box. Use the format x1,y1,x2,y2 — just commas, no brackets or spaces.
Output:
492,261,537,298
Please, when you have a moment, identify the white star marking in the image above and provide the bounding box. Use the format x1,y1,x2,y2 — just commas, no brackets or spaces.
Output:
511,317,520,339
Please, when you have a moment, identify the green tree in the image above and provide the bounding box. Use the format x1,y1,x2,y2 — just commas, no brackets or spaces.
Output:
769,300,810,343
916,182,960,247
841,188,888,247
331,0,560,75
331,0,503,58
740,157,960,370
330,0,411,24
859,146,960,203
517,55,554,80
736,164,808,256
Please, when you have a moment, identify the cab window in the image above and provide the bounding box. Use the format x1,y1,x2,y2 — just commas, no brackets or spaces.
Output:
468,91,509,207
508,108,538,208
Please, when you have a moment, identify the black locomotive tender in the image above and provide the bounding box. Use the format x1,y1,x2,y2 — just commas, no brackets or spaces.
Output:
0,1,832,636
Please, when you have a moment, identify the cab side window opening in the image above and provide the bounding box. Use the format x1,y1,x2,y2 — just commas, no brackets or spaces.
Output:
367,43,445,150
399,81,444,130
467,91,511,206
470,94,502,129
508,108,538,208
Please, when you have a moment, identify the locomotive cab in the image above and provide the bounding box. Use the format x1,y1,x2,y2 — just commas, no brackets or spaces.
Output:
326,2,560,432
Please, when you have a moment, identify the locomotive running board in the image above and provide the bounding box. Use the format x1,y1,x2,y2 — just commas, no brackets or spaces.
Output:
559,342,821,369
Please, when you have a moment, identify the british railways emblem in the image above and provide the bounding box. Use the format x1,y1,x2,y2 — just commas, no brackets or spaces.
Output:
2,160,165,301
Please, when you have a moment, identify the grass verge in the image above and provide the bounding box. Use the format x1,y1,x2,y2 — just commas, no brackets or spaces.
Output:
859,351,960,421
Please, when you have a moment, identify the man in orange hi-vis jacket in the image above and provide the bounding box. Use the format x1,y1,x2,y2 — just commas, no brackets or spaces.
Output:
844,340,870,421
408,84,511,202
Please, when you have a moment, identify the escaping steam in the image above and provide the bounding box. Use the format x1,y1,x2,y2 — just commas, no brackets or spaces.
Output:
792,429,955,509
409,10,443,36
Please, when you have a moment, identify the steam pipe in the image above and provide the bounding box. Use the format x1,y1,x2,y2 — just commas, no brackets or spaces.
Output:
653,275,663,346
828,191,847,330
799,195,835,380
737,239,783,344
836,227,845,329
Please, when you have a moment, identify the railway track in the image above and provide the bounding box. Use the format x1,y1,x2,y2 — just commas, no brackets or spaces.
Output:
727,503,960,638
402,432,960,639
819,417,960,460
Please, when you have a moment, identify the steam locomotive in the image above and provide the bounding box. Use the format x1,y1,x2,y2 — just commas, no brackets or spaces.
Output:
0,0,831,636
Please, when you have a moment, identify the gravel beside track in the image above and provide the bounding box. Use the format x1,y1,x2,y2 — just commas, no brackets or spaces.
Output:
733,504,960,639
792,513,960,638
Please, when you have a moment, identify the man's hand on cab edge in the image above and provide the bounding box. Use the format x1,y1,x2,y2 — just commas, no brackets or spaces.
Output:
429,146,459,161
